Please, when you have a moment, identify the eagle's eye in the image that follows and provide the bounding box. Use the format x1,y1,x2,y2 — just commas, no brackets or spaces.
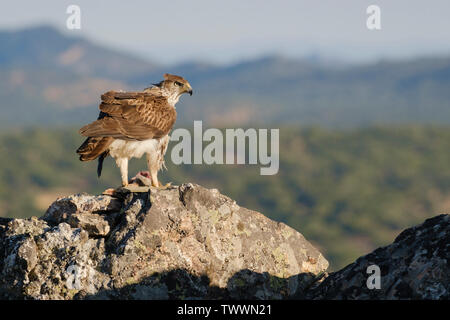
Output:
174,81,183,87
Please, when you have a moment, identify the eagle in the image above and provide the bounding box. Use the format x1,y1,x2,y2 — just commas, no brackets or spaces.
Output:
76,73,193,188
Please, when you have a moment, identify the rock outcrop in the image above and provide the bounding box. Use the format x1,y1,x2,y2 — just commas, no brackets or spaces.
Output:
0,183,328,300
307,214,449,300
0,181,448,300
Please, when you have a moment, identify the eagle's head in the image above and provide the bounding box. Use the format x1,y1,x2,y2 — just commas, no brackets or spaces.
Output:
147,74,193,99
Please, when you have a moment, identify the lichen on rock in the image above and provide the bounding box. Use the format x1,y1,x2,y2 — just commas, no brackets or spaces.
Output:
1,181,448,300
0,183,328,300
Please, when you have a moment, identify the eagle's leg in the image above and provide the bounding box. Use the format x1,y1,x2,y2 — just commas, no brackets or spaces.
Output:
115,157,129,187
150,171,172,189
150,170,160,188
146,153,160,187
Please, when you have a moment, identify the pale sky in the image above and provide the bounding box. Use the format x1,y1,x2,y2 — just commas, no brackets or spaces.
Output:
1,0,450,65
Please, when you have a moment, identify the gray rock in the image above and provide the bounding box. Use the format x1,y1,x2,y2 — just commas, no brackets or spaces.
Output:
0,183,328,299
3,181,446,300
42,193,122,225
307,214,450,300
68,213,110,237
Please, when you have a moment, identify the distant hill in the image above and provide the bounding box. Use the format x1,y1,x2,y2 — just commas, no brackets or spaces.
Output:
1,25,450,127
0,25,158,79
0,26,160,126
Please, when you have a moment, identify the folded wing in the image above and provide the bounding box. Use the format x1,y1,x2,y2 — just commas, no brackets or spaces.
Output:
79,91,177,141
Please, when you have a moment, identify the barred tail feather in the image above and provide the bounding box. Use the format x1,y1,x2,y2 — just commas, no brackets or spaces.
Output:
97,152,109,177
76,136,113,162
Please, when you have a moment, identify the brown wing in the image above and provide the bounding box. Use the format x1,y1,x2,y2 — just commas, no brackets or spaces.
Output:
76,136,113,161
79,91,177,141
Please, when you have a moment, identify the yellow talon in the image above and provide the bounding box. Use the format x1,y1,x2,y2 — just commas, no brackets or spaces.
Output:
152,182,172,189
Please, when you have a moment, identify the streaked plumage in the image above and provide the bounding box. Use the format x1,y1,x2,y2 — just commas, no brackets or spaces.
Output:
76,73,193,187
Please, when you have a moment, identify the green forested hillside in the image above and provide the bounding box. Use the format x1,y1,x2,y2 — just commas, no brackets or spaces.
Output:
1,126,449,270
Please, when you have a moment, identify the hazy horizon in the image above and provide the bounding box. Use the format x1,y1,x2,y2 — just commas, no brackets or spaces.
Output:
1,0,450,65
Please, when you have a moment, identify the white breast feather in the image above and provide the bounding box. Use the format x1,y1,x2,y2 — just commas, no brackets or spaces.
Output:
108,135,170,171
109,139,158,159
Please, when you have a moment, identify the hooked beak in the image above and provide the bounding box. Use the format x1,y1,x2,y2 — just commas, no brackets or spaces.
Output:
185,84,193,96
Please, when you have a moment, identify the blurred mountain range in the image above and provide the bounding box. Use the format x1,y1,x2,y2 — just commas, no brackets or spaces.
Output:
1,25,450,128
